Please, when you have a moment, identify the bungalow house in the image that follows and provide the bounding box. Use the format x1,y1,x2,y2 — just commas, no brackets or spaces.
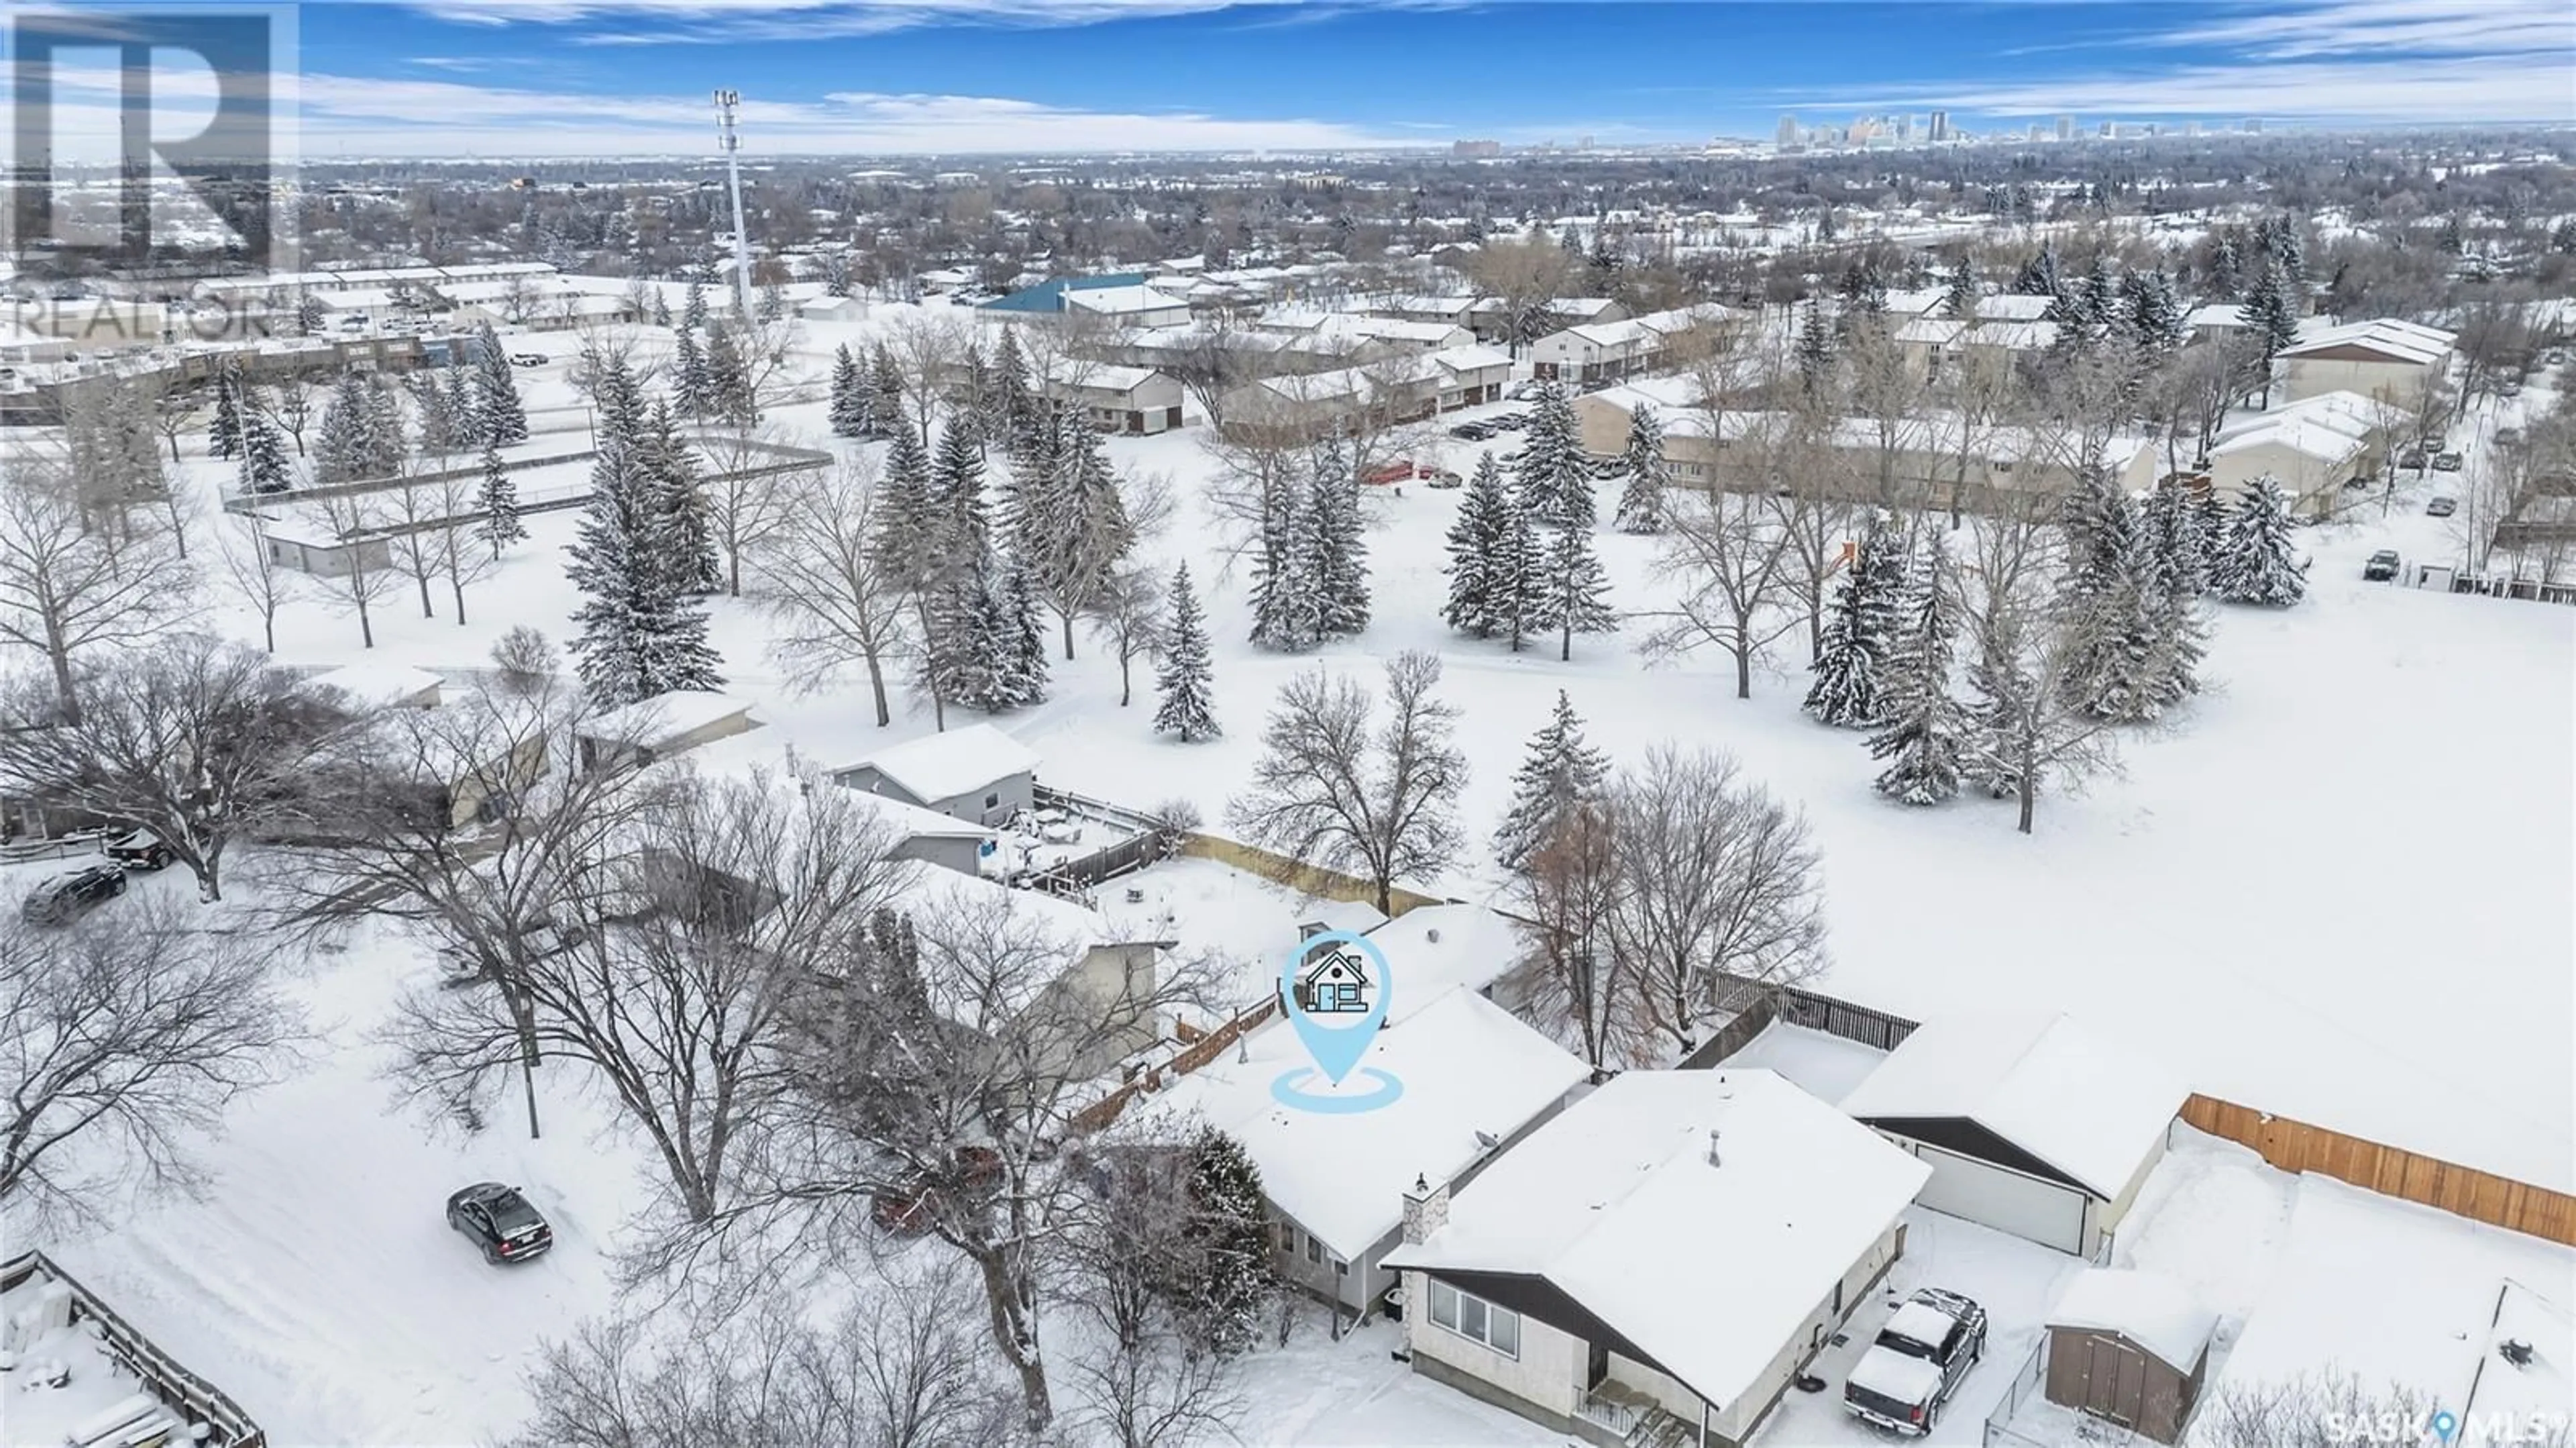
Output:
1366,295,1482,329
1217,364,1411,445
1892,315,2063,380
1384,1070,1931,1448
2277,317,2455,404
1035,358,1187,434
2204,414,2375,517
1529,305,1729,385
854,791,1000,877
830,723,1039,826
1464,295,1627,347
1127,984,1587,1326
1836,1011,2188,1258
576,690,761,774
977,274,1193,329
1426,344,1513,411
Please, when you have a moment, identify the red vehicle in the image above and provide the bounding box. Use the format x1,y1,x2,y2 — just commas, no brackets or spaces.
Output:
871,1145,1004,1235
1360,460,1419,486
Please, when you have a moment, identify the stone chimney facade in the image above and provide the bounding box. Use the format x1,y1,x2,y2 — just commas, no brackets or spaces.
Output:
1401,1173,1451,1245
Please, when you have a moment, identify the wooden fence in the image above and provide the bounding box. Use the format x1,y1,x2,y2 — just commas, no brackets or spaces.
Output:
1071,995,1283,1134
2180,1094,2576,1247
1174,833,1449,917
1682,976,1921,1070
0,1251,266,1448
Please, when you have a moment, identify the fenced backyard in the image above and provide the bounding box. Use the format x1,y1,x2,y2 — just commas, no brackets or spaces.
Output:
0,1251,267,1448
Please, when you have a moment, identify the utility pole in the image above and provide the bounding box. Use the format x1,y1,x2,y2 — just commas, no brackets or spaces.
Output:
714,89,754,320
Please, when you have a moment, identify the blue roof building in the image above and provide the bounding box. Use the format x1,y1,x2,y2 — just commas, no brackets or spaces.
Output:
978,272,1151,316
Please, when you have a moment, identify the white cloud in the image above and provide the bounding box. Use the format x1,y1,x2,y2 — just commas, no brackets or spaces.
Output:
2148,0,2573,59
1828,52,2576,123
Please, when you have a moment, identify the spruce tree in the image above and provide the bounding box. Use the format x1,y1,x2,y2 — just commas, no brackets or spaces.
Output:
236,404,291,496
930,416,991,562
828,343,867,437
370,375,409,464
1443,453,1510,637
1795,302,1837,394
649,289,672,329
1613,403,1669,534
993,554,1051,709
682,278,708,335
1152,562,1219,741
1493,690,1611,871
208,368,244,460
871,424,938,593
642,401,721,594
1534,513,1615,662
566,361,723,707
1307,441,1371,641
471,323,529,448
477,444,525,558
1804,566,1886,727
2237,261,2300,408
871,344,906,435
1248,465,1319,651
1513,381,1593,531
2210,476,2307,607
993,326,1035,448
1868,547,1970,805
1940,257,1978,320
1181,1127,1273,1357
705,323,755,430
314,370,382,484
1494,480,1544,654
674,327,710,420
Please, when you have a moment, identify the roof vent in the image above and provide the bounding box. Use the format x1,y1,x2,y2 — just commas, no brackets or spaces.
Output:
2501,1338,2535,1368
1707,1128,1722,1168
1425,927,1442,945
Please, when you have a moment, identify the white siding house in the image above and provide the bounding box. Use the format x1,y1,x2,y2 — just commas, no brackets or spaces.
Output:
1036,359,1187,433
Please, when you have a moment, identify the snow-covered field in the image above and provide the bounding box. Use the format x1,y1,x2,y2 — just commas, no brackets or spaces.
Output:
26,301,2566,1445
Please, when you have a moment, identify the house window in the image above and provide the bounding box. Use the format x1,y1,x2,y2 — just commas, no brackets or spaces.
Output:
1427,1280,1520,1359
1305,1233,1322,1265
984,792,1000,809
1277,1221,1295,1255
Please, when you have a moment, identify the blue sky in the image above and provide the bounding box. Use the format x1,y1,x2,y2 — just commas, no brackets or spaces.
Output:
57,0,2576,156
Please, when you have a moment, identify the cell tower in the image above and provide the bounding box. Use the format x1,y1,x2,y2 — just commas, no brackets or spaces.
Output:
714,89,754,319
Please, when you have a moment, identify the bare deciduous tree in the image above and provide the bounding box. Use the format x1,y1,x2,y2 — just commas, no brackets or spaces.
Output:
1226,650,1467,915
1605,746,1828,1053
752,456,910,727
1085,561,1166,709
218,513,297,654
885,311,973,440
695,426,802,597
0,897,304,1219
0,635,342,902
305,488,400,649
1644,471,1802,701
0,461,191,715
1953,498,2125,834
1510,800,1642,1078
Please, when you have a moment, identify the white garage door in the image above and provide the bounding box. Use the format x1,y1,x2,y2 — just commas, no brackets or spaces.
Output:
1913,1145,2087,1253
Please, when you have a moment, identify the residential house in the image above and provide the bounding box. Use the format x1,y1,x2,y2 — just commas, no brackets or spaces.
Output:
1036,358,1187,433
830,723,1039,826
1384,1070,1931,1448
2277,317,2456,404
854,792,999,877
1837,1011,2188,1257
977,274,1192,329
1425,343,1513,410
1128,984,1588,1325
2204,413,2375,517
1528,305,1731,386
576,690,761,774
1892,315,2063,380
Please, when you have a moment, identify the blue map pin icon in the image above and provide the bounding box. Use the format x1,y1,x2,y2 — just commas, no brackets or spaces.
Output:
2432,1411,2457,1445
1278,929,1391,1085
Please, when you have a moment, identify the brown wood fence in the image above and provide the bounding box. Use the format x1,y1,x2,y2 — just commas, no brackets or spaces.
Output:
1071,995,1282,1134
1175,833,1448,917
2180,1094,2576,1247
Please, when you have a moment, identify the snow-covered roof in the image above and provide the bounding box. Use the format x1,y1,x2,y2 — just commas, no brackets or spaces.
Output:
1837,1012,2188,1199
1360,904,1523,1021
2047,1270,2216,1371
855,790,997,842
2186,303,2251,330
580,690,755,750
1426,343,1512,376
1037,358,1166,395
1974,293,2056,321
1132,986,1585,1262
1063,285,1190,317
308,662,442,709
837,723,1040,802
1387,1070,1929,1412
2210,416,2369,466
2281,317,2455,365
1554,297,1621,320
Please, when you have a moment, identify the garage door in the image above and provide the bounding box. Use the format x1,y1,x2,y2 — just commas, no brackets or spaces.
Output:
1913,1145,2087,1253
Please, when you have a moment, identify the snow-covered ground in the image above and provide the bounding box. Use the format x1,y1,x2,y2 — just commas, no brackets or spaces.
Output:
30,299,2564,1445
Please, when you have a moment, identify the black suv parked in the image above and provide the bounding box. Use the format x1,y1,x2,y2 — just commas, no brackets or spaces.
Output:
1843,1287,1988,1435
20,864,127,925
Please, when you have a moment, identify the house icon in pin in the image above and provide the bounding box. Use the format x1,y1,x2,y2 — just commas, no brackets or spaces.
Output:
1296,949,1372,1015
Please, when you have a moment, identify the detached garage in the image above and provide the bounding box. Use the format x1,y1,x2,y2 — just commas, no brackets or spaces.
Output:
2043,1269,2216,1443
1837,1013,2188,1257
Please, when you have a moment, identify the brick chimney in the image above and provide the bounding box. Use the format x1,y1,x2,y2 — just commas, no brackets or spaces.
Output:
1401,1172,1450,1245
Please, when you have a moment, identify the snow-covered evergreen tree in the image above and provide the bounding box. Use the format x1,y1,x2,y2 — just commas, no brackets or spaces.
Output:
649,289,672,329
992,554,1050,709
1443,453,1511,637
827,343,867,437
1307,440,1371,640
1613,403,1669,534
1248,462,1320,651
477,444,525,558
566,360,723,707
681,278,707,335
642,400,720,594
1533,512,1615,661
1492,690,1611,871
673,327,710,420
1868,546,1970,805
1795,302,1837,393
409,368,460,458
992,326,1035,448
1514,381,1593,531
1181,1127,1273,1357
1152,562,1219,741
294,292,326,337
870,344,906,434
704,323,755,430
314,371,382,484
930,415,990,560
1803,529,1901,728
1940,257,1978,319
2236,261,2300,407
470,323,529,448
870,423,938,591
1493,478,1544,654
236,404,291,495
207,368,244,460
2210,476,2307,607
2012,242,2062,298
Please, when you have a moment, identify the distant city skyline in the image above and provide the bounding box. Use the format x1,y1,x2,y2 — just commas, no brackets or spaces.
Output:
154,0,2576,156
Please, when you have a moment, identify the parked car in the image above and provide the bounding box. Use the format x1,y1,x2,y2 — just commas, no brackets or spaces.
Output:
2427,495,2458,517
1505,381,1544,401
511,353,546,368
1448,422,1493,441
105,828,174,870
1423,468,1463,488
1489,411,1529,431
1844,1288,1988,1436
1360,460,1422,486
2432,452,2464,472
2364,549,2400,581
20,864,127,925
2398,450,2429,470
446,1182,554,1264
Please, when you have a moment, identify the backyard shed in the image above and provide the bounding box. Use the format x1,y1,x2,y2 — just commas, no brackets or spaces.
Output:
1837,1012,2188,1257
2043,1269,2216,1443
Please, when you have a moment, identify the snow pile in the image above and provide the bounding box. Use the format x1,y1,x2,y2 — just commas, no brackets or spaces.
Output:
307,662,443,710
2045,1268,2216,1371
1838,1012,2190,1199
1389,1069,1929,1412
1721,1021,1888,1106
